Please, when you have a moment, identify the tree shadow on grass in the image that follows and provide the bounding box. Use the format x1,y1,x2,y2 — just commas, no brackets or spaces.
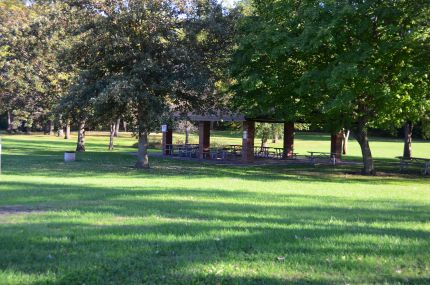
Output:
0,180,429,284
1,181,430,229
2,151,429,186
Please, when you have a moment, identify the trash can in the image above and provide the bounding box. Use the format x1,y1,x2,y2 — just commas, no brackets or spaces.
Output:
64,151,76,162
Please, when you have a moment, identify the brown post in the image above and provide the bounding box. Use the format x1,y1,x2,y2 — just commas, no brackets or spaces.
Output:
242,120,255,163
199,121,211,159
283,122,295,158
330,131,343,160
161,125,173,156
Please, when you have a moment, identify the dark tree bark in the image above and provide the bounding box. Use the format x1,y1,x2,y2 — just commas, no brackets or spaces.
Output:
7,111,13,133
342,130,350,155
114,118,121,137
65,120,71,140
353,122,375,175
403,122,413,159
109,123,115,150
76,121,86,152
45,120,54,135
135,131,150,169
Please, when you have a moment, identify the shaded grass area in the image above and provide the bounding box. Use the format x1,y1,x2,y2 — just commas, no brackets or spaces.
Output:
0,134,429,284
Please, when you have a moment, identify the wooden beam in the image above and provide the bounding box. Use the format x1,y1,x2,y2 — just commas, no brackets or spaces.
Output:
283,122,295,158
161,125,173,156
242,120,255,163
199,121,211,159
331,131,343,160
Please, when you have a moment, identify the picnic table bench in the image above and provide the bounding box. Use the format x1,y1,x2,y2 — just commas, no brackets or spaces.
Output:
175,144,199,158
306,151,338,165
273,147,298,160
254,146,274,158
225,145,242,157
397,157,430,175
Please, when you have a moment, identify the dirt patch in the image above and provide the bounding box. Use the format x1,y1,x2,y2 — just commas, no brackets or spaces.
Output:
0,205,47,216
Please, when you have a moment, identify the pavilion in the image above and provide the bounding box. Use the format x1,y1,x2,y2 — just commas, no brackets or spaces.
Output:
161,113,344,163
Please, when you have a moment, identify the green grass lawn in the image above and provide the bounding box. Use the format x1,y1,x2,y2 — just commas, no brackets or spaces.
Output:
0,132,429,284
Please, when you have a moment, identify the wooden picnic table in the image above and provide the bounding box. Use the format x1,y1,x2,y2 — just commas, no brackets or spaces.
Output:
254,146,273,158
397,157,430,175
210,147,229,160
175,144,199,158
210,145,244,160
164,144,174,155
273,147,298,159
225,145,242,156
307,151,338,165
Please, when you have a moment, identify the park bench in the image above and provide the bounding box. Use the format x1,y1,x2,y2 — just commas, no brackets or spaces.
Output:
397,157,430,175
306,151,338,166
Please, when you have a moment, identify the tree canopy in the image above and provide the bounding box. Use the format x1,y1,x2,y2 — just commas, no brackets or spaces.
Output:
57,0,236,167
230,0,430,174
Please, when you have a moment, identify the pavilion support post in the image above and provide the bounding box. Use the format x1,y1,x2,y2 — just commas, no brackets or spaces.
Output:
330,131,343,161
161,125,173,156
242,120,255,163
199,121,211,159
283,122,295,158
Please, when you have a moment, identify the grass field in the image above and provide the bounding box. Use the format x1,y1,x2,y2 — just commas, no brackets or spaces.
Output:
0,132,429,284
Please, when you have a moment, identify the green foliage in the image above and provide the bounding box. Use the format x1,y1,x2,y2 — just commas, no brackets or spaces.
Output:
0,1,78,130
231,0,430,174
420,117,430,140
255,122,272,145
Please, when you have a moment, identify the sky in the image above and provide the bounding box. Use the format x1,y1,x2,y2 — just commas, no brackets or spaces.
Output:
219,0,239,7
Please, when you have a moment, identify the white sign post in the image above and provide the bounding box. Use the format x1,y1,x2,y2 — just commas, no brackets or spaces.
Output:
243,131,248,140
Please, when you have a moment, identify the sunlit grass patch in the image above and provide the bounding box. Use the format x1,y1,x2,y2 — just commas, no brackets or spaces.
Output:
0,133,429,284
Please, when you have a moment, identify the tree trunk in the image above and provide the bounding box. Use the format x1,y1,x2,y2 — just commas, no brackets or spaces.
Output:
185,125,190,144
45,120,54,135
342,130,350,155
76,121,86,152
57,117,64,137
135,131,150,169
272,125,279,143
261,137,268,148
65,120,71,140
7,111,13,133
403,122,413,159
114,118,120,137
109,123,115,150
123,121,127,132
354,122,375,175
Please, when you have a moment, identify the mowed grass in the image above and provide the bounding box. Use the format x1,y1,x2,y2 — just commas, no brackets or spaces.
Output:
0,132,429,284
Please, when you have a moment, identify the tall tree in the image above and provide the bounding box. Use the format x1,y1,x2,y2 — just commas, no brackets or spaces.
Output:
1,1,78,133
63,0,235,168
0,0,33,132
231,0,430,175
